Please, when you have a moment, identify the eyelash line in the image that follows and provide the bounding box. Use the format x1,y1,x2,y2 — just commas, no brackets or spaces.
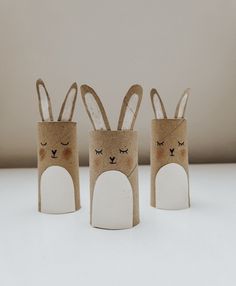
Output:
61,142,69,146
40,142,47,146
95,149,103,155
157,141,164,146
119,148,128,154
178,141,185,146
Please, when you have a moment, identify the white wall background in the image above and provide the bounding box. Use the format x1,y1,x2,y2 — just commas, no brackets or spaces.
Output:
0,0,236,167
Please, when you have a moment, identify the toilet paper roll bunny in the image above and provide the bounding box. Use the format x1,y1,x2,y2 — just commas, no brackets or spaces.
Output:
36,79,80,214
150,88,190,210
81,84,142,229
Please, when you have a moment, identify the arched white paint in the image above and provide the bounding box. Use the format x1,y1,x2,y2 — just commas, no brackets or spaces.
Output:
92,170,133,229
40,166,75,214
155,163,189,210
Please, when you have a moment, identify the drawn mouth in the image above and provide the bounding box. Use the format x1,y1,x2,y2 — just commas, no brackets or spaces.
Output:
51,155,58,159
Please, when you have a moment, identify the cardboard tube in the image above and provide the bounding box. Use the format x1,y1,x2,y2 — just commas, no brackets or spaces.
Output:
150,119,190,210
37,122,80,214
89,130,139,229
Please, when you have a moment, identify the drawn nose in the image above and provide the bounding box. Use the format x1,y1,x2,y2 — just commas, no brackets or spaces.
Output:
170,148,175,156
52,149,57,156
109,156,115,163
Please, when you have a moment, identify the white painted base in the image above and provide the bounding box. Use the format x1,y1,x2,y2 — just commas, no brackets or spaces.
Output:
40,166,76,214
155,163,189,210
92,170,133,229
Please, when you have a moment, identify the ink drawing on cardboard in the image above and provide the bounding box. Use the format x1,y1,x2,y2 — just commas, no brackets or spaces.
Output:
81,84,142,229
150,88,190,210
36,79,80,214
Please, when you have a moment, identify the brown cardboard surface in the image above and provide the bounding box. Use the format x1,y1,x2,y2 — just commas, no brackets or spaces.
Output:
150,88,190,208
81,84,142,228
89,130,139,226
117,85,143,130
36,79,80,214
37,122,80,211
150,119,189,207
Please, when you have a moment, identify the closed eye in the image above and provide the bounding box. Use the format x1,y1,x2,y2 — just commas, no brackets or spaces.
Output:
61,142,69,146
40,142,47,146
119,148,128,154
178,141,185,146
157,141,164,146
95,149,103,155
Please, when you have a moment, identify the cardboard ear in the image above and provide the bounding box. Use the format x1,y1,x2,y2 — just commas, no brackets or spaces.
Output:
36,79,54,121
80,85,111,130
117,85,143,130
150,89,167,119
175,88,190,119
58,82,77,121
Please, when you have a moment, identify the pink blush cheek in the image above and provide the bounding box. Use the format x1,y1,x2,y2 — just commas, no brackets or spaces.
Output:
126,156,133,168
156,149,164,159
39,148,46,161
94,157,102,167
63,148,72,160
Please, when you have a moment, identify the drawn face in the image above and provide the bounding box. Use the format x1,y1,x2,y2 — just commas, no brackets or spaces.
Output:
38,122,77,165
90,131,138,175
152,119,188,165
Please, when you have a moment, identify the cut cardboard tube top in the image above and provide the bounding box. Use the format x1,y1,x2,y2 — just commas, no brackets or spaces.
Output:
37,121,80,213
89,130,140,228
150,119,190,209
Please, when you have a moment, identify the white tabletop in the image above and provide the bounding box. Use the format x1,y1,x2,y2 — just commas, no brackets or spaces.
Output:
0,164,236,286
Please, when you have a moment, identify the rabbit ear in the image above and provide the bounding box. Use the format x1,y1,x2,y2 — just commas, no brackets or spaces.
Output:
80,85,111,130
58,82,77,121
36,79,54,121
117,85,143,130
175,88,190,119
150,88,167,119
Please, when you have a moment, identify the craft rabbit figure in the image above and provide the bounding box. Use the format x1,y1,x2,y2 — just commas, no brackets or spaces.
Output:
36,79,80,214
81,84,142,229
150,88,190,210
